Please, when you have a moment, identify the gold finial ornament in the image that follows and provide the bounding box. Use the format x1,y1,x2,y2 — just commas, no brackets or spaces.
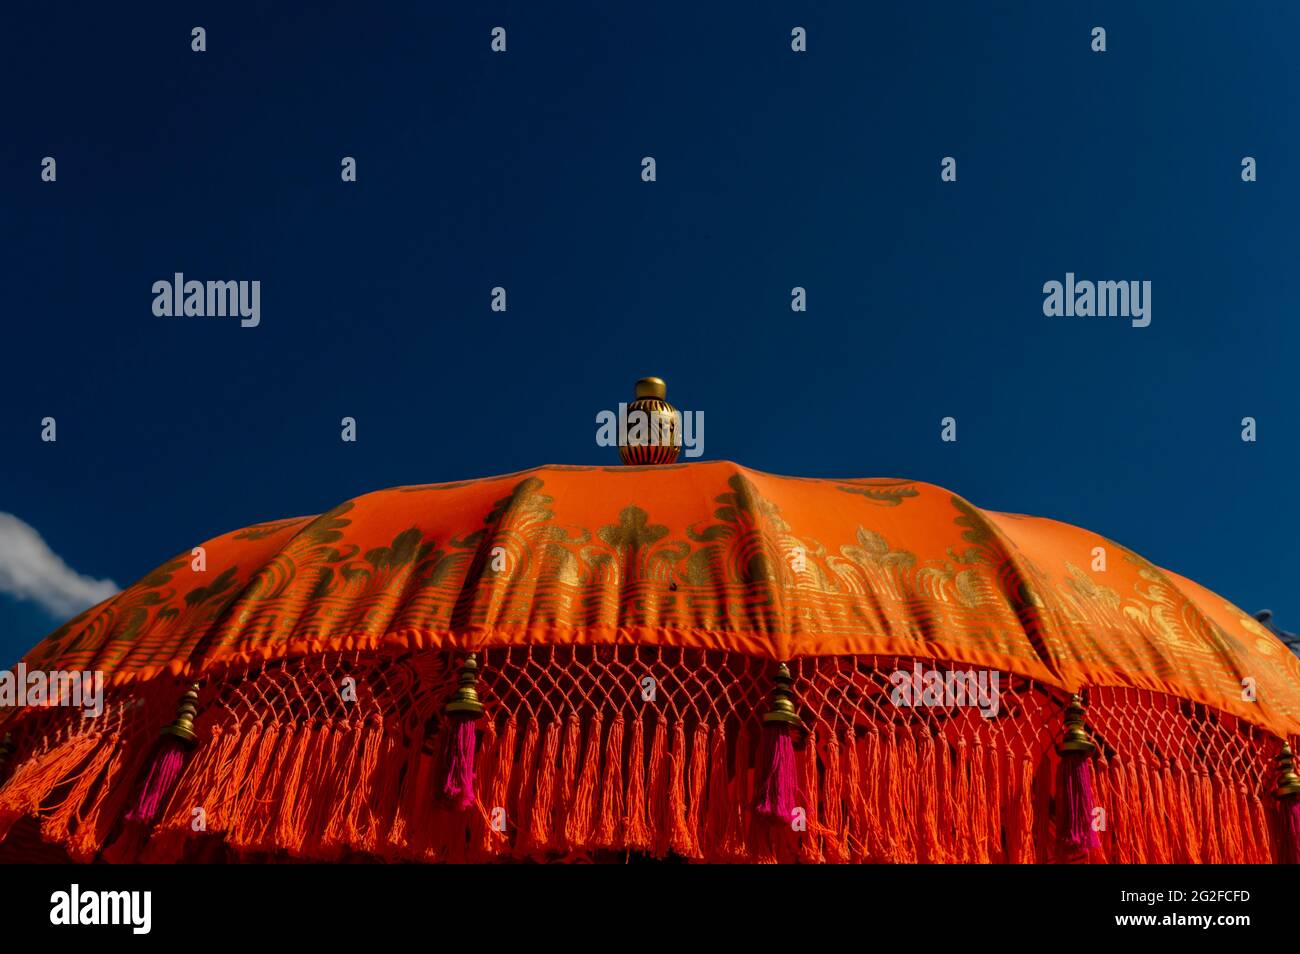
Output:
1057,693,1096,755
619,376,681,466
1275,743,1300,799
159,683,201,747
444,653,486,720
761,662,804,729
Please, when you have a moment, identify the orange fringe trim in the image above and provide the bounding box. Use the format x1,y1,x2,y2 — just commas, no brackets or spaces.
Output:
0,708,1287,864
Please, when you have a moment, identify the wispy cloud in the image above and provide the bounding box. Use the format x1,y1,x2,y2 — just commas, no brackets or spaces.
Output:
0,513,119,618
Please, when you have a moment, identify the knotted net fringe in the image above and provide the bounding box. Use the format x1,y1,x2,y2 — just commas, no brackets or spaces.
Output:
0,647,1290,863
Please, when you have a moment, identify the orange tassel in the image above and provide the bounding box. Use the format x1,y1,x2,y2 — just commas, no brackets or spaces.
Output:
1133,761,1160,862
565,712,602,851
860,730,885,861
724,722,752,860
478,716,515,854
39,732,125,847
880,729,904,861
623,715,649,851
1174,764,1201,863
798,727,824,863
237,722,299,851
1196,771,1221,864
465,717,499,860
844,732,870,862
1146,762,1175,864
1120,759,1145,864
822,732,846,863
215,722,269,826
898,731,920,862
681,721,709,859
935,735,955,861
510,717,541,848
1032,752,1054,863
676,722,707,863
1100,757,1126,864
1235,784,1260,863
557,714,582,842
275,723,320,855
1249,793,1273,863
966,741,990,863
948,739,971,863
307,725,356,858
554,714,582,851
319,722,370,857
990,745,1011,862
645,714,671,857
666,720,690,856
1009,757,1035,864
702,722,729,860
594,716,624,848
225,722,284,851
916,732,942,863
66,732,152,862
384,726,421,855
525,720,563,853
1210,778,1239,862
351,722,397,855
0,730,103,839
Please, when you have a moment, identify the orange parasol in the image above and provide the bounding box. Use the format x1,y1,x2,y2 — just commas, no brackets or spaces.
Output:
1,392,1298,863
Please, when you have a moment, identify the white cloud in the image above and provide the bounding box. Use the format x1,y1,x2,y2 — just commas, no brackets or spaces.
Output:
0,513,119,619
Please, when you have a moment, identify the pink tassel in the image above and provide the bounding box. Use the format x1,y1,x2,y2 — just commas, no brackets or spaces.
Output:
123,737,188,824
1056,752,1100,858
755,725,797,821
1282,798,1300,864
441,717,478,811
120,684,201,827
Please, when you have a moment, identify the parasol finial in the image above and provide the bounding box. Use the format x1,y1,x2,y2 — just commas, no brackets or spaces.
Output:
635,376,667,400
619,376,681,465
1276,743,1300,798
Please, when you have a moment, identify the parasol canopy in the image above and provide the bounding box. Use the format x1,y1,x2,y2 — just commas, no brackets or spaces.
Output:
2,460,1298,863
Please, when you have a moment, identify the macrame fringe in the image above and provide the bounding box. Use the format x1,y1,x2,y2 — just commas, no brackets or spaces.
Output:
0,701,1290,864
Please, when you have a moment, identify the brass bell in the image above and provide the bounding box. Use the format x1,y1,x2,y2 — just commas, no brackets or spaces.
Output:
1275,743,1300,799
761,662,804,730
159,683,201,747
444,653,485,719
1057,693,1096,755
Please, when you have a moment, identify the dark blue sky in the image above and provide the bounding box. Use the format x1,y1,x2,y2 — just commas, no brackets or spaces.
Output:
2,2,1296,666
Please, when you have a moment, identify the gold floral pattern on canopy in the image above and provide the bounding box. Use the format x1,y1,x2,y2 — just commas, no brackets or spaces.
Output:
14,461,1300,737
